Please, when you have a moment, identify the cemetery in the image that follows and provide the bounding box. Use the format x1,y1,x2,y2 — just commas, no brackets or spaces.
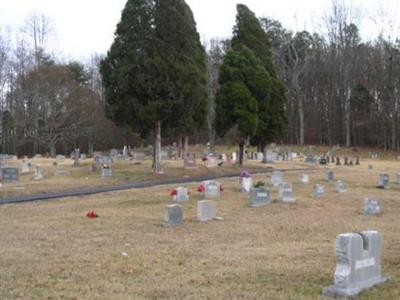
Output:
0,0,400,299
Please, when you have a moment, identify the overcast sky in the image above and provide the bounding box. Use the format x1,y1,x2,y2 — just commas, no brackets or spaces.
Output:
1,0,399,61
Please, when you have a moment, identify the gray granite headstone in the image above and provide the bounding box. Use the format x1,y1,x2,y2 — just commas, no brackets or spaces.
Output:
322,231,388,298
363,198,381,215
56,155,66,162
312,184,325,197
299,174,309,184
336,180,346,193
271,171,284,187
94,155,113,165
131,152,145,162
1,167,19,182
201,180,221,199
110,148,119,157
305,155,317,163
278,182,296,203
165,204,183,225
197,200,216,221
101,165,112,177
326,170,335,181
73,148,80,167
249,187,270,207
171,187,189,202
377,173,389,189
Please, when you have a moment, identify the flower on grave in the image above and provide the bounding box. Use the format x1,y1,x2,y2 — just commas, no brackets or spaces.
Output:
86,211,98,218
197,184,205,192
220,185,224,192
170,189,178,196
201,157,207,162
239,171,251,178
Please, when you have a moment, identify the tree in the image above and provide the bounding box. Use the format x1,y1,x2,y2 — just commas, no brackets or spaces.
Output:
216,46,261,166
101,0,206,173
231,4,287,161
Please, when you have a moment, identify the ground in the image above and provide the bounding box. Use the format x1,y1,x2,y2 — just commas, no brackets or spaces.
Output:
0,147,399,299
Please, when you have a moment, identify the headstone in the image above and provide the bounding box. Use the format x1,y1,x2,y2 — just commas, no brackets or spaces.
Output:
278,183,296,203
320,156,327,165
305,155,317,163
171,187,189,202
122,145,128,157
231,152,237,163
184,153,197,169
249,187,271,207
21,159,30,173
101,164,112,178
56,155,66,162
205,156,218,168
363,198,381,215
94,155,113,165
197,200,216,221
356,157,360,165
110,148,119,157
73,148,80,167
326,170,335,181
265,150,278,163
300,174,309,184
397,173,400,185
344,156,349,166
161,149,169,160
131,152,145,162
255,152,263,161
165,204,183,225
270,171,284,187
1,167,19,182
312,184,325,197
336,180,346,193
198,180,221,199
52,161,58,168
33,165,44,180
322,231,388,298
377,173,389,189
239,177,252,193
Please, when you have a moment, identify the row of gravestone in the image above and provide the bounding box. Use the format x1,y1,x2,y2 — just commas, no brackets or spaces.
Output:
164,178,390,297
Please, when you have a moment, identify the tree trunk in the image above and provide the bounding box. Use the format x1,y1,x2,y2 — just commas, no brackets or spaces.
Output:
262,143,268,163
88,142,94,158
178,135,183,159
49,144,56,158
239,141,245,167
344,89,351,147
153,121,163,174
183,136,189,158
299,96,305,145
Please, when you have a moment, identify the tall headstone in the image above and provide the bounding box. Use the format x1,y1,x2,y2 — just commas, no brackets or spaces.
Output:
271,171,284,187
122,145,128,157
363,198,381,215
322,231,388,298
312,184,325,197
239,172,252,193
73,148,80,167
21,159,30,173
336,157,341,166
336,180,346,193
33,165,44,180
171,187,189,202
197,200,216,222
165,204,183,225
278,183,296,203
249,187,270,207
377,173,389,189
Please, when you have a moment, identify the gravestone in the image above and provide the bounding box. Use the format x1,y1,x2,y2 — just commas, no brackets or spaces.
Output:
312,184,325,197
21,159,30,173
335,180,346,193
199,180,221,199
73,148,80,167
80,153,87,160
231,152,237,163
305,155,317,163
184,153,197,169
397,173,400,185
377,173,389,189
300,174,309,184
161,150,169,160
326,170,335,181
131,152,145,162
240,176,253,193
171,187,189,202
205,156,218,168
278,183,296,203
344,156,349,166
197,200,216,222
33,165,44,180
319,156,327,165
122,145,128,157
165,204,183,225
363,198,381,215
101,165,112,178
356,157,360,165
322,231,388,298
270,171,284,187
94,155,113,165
110,148,119,157
265,150,278,163
1,167,19,182
249,187,271,207
255,152,263,161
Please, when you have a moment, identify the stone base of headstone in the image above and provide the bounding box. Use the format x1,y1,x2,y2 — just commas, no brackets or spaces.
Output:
323,277,389,298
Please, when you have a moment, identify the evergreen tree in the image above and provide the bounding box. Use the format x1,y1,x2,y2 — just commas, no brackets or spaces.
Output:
100,0,206,173
232,4,287,160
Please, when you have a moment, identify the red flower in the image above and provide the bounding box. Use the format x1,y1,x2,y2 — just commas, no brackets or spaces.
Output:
86,211,98,218
197,185,205,192
220,185,224,192
201,157,207,162
170,189,177,196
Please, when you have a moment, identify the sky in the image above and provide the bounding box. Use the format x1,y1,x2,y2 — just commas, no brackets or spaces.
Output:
0,0,399,61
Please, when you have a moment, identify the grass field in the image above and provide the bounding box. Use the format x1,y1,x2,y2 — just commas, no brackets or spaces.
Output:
1,156,399,299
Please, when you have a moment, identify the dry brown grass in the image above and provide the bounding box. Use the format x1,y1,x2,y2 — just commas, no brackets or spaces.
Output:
0,158,399,299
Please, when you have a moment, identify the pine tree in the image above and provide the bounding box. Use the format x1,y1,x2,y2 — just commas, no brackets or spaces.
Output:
100,0,206,173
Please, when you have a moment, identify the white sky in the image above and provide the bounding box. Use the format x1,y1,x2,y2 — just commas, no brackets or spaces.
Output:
0,0,399,61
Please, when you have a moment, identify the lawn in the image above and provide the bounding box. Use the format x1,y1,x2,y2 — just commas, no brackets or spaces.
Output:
0,158,399,299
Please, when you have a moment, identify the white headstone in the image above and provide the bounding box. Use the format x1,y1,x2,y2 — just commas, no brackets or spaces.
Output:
101,165,112,177
312,184,325,197
171,187,189,202
199,180,221,199
197,200,216,221
278,182,296,203
21,159,30,173
249,187,270,207
271,171,284,187
33,165,43,180
299,174,309,184
363,198,380,215
336,180,346,193
240,177,253,193
323,231,388,298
